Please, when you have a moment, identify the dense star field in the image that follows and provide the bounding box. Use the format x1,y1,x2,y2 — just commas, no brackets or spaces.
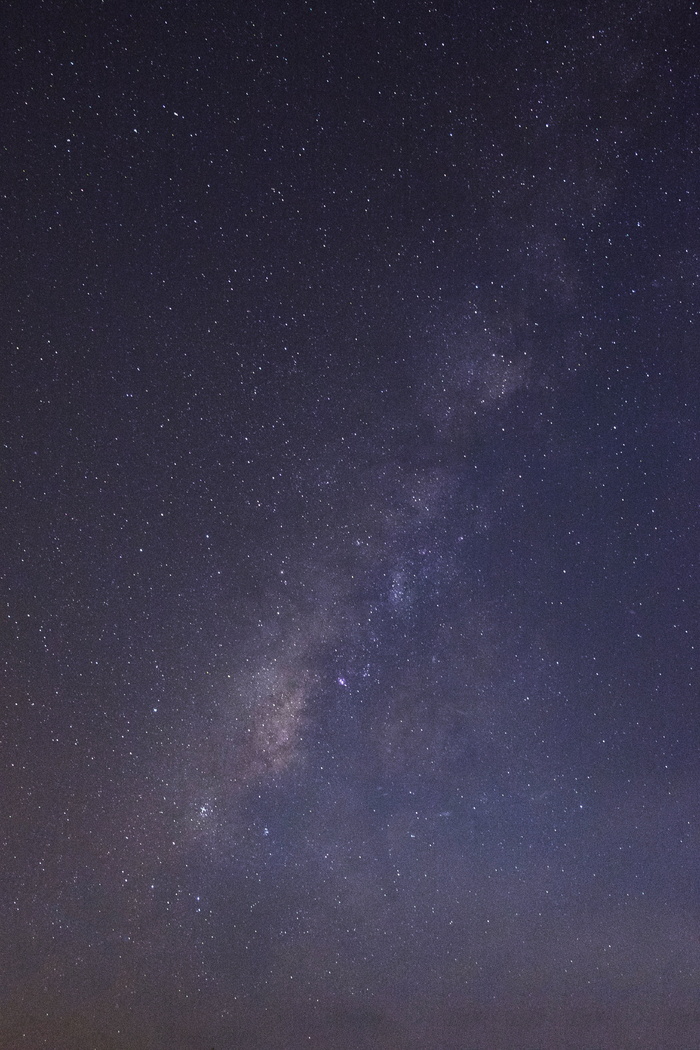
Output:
2,1,699,1047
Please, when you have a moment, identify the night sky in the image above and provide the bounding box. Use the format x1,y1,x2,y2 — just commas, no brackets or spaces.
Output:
2,1,700,1047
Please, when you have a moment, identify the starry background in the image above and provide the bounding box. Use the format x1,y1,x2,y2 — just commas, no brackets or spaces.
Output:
2,1,699,1047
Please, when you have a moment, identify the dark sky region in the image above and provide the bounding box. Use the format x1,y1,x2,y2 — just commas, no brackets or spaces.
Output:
2,1,699,1047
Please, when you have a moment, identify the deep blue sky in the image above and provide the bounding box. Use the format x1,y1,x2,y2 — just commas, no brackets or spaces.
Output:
2,1,699,1047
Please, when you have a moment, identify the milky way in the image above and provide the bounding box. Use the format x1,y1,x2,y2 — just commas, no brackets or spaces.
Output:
2,1,699,1047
